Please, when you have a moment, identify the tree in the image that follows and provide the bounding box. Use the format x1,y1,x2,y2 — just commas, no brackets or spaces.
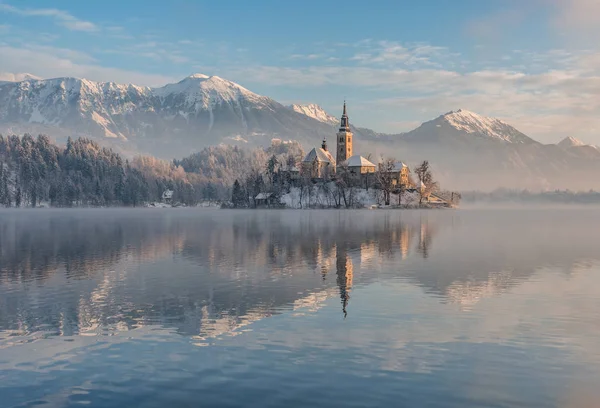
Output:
266,155,279,187
203,182,217,201
414,160,439,205
231,179,246,208
376,156,395,206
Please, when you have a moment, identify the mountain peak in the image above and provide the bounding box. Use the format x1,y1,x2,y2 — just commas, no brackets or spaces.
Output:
435,109,533,144
187,73,210,80
0,72,43,82
289,103,337,124
557,136,585,148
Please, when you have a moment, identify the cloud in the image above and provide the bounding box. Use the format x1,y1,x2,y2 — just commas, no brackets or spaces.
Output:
217,50,600,143
0,44,178,86
350,41,458,68
289,54,322,60
101,41,191,65
0,3,98,32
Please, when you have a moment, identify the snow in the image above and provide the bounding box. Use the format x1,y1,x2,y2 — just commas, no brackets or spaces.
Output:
289,103,337,124
153,74,268,111
28,107,47,124
557,136,585,148
343,155,376,168
440,109,531,143
227,135,248,143
302,147,335,164
279,185,421,209
0,72,42,82
392,161,408,172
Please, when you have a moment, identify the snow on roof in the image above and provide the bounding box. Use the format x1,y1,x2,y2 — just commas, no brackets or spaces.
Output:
343,155,376,168
255,193,272,200
302,147,335,164
392,161,408,172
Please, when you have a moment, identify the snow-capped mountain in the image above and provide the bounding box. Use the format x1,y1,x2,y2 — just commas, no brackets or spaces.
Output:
402,109,536,145
558,136,586,148
289,103,337,124
0,72,42,83
3,72,600,191
0,74,338,157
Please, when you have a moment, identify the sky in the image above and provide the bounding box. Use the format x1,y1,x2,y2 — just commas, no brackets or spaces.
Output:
0,0,599,143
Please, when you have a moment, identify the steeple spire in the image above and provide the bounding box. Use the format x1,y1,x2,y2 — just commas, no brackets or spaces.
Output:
339,101,349,130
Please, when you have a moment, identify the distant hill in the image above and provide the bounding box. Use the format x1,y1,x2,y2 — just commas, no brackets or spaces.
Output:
2,73,600,191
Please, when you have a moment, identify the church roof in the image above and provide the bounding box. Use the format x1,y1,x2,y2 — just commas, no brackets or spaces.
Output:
302,147,335,164
393,161,409,172
343,155,376,168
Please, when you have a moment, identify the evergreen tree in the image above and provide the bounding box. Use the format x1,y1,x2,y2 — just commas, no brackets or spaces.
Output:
231,179,245,208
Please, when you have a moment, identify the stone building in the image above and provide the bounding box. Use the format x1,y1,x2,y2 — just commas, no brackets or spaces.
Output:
391,162,412,188
301,138,336,179
336,102,353,164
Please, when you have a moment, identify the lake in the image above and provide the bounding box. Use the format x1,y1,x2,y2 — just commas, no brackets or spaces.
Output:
1,208,600,407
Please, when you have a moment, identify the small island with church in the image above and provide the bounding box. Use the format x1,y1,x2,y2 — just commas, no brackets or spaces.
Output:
227,102,460,209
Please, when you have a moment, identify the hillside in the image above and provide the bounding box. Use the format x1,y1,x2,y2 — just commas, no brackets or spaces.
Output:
2,73,600,191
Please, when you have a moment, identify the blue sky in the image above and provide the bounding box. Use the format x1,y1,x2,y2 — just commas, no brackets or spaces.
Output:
1,0,599,143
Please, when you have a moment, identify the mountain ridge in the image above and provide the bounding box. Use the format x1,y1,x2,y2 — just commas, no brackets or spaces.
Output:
1,72,600,191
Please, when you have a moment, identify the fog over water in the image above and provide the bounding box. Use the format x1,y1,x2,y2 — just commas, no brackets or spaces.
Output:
1,208,600,407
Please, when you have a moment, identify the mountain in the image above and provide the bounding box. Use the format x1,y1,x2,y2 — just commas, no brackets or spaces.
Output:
3,73,600,191
0,72,42,83
289,103,337,124
558,136,586,148
0,74,339,158
401,109,537,145
386,110,600,191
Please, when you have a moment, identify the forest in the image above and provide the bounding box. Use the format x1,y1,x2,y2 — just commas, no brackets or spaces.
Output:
0,134,303,207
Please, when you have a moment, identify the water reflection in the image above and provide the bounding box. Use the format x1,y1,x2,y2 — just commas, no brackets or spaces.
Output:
3,209,600,407
1,209,600,343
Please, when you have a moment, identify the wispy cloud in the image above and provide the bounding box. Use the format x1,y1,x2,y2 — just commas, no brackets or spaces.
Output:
289,53,322,60
0,3,98,32
350,40,459,68
0,44,178,86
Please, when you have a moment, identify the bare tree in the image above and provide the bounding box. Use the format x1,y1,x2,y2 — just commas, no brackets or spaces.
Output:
414,160,439,205
298,171,312,208
376,156,396,206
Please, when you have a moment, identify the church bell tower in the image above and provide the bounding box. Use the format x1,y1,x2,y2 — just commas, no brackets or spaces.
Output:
336,101,353,165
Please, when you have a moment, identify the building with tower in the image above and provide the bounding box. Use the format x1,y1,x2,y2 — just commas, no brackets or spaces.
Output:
301,137,336,179
300,101,417,192
336,102,353,164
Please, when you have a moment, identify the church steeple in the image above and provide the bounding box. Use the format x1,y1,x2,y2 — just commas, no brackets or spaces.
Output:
321,137,328,151
339,101,350,130
336,101,353,164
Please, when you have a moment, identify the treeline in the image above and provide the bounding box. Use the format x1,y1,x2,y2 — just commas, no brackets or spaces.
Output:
0,134,195,207
0,134,304,208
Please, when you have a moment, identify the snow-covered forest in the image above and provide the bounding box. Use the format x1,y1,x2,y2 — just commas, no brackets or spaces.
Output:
0,134,304,207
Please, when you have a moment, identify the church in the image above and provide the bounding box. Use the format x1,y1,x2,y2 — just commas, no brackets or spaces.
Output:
301,102,409,187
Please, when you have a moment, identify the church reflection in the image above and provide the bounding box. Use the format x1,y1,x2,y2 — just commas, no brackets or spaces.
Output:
336,245,353,318
1,209,598,340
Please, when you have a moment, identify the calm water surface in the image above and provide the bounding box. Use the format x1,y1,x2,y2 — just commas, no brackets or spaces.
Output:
1,208,600,407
